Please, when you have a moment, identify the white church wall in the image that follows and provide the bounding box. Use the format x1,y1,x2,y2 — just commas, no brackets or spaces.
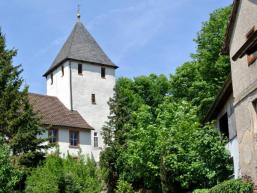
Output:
58,128,92,158
41,128,92,158
70,61,116,159
46,61,71,109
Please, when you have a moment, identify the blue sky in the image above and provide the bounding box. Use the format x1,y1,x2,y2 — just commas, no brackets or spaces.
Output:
0,0,231,94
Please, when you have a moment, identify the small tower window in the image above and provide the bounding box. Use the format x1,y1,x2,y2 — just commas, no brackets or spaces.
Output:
91,94,96,104
61,65,64,76
94,132,98,147
101,67,106,78
78,63,82,75
50,73,53,85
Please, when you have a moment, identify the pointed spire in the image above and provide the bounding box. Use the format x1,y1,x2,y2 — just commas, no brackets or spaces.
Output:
43,19,118,77
77,4,81,21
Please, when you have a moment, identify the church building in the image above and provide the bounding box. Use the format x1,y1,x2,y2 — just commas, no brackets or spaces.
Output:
29,13,117,161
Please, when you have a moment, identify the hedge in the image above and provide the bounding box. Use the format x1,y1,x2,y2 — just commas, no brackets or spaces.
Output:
193,179,253,193
209,179,253,193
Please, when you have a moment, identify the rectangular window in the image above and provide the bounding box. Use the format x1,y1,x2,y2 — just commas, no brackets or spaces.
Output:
101,67,106,78
69,130,79,147
48,129,58,143
61,65,64,76
247,45,257,65
50,73,53,85
91,94,96,104
78,63,82,75
94,132,98,147
246,26,257,65
219,113,229,139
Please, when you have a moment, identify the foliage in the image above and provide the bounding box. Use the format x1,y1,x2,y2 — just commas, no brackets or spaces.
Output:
0,30,48,170
0,29,49,192
170,6,231,119
193,190,209,193
100,6,233,193
100,75,171,191
101,76,232,193
115,180,138,193
0,138,20,193
208,179,253,193
25,155,104,193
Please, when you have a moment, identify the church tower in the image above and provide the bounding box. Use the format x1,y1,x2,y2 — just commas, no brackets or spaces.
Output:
43,13,117,161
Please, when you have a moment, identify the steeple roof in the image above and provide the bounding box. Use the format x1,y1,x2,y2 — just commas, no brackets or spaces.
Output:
43,21,117,76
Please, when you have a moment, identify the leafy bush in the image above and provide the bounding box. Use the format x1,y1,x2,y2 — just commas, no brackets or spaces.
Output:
193,179,253,193
115,180,137,193
193,189,209,193
0,141,20,193
25,155,103,193
209,179,253,193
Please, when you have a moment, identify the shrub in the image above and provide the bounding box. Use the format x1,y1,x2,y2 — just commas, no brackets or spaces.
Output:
209,179,253,193
193,189,209,193
115,180,137,193
25,155,103,193
0,141,20,193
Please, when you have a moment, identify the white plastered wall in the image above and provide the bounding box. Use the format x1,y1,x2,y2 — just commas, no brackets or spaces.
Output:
70,61,115,161
46,61,71,110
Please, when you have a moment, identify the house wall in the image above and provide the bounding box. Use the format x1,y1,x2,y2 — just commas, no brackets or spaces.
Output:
70,61,116,162
216,94,240,178
42,128,92,158
46,61,71,109
229,0,257,183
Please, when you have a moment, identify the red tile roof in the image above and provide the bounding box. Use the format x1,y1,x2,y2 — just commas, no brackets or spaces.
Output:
28,93,93,130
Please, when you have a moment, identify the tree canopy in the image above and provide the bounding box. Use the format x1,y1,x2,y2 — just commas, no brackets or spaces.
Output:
100,6,232,193
0,30,49,190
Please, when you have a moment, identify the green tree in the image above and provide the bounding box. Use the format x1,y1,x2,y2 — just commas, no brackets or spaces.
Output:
100,5,233,193
170,6,231,119
115,100,231,192
157,100,232,192
0,138,20,193
0,30,48,190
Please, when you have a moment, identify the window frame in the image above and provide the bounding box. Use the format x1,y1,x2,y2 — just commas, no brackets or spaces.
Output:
101,67,106,78
91,94,96,104
219,113,229,140
78,63,83,75
48,128,58,144
69,129,80,147
246,26,257,65
94,132,98,148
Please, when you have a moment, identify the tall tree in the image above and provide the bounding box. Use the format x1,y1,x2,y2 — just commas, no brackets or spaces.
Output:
101,6,233,193
0,30,48,185
170,6,231,119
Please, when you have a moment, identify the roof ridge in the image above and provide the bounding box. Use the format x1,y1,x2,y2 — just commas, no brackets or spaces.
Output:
66,22,79,59
28,92,58,99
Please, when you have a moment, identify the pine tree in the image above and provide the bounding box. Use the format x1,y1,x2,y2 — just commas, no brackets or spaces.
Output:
0,30,48,170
